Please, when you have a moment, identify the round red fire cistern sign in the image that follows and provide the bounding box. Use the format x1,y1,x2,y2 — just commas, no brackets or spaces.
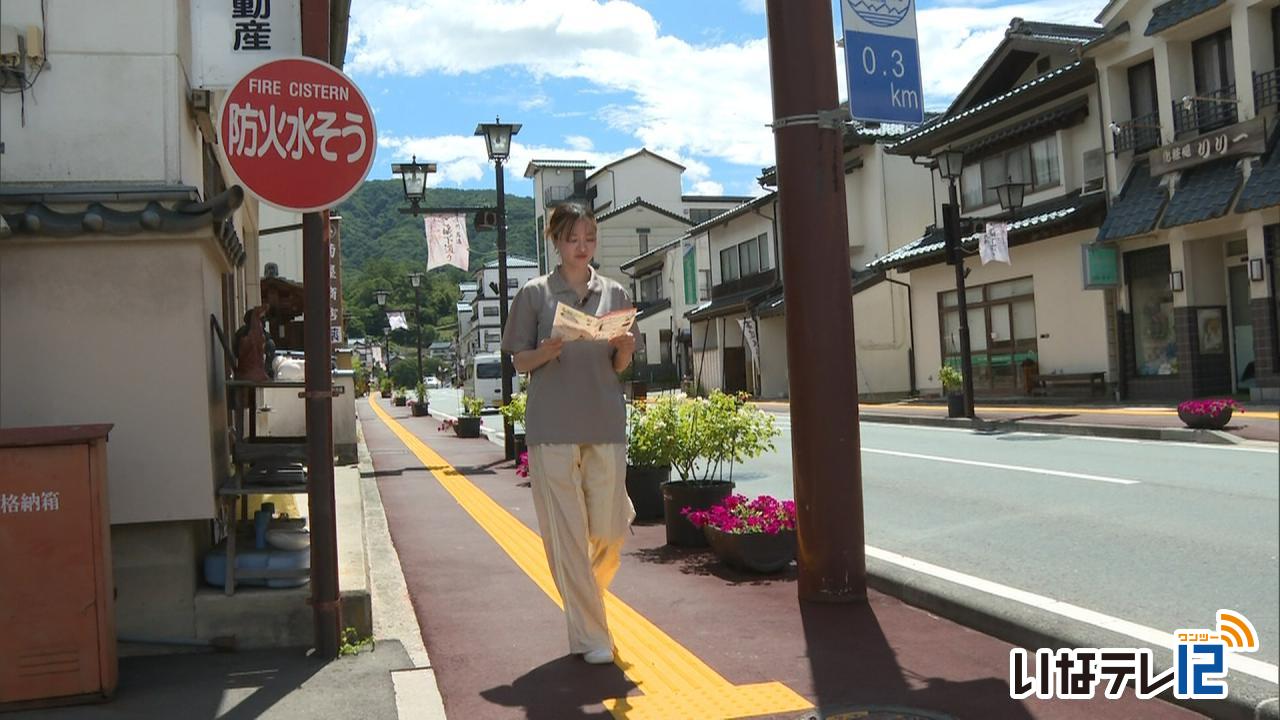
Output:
219,57,377,213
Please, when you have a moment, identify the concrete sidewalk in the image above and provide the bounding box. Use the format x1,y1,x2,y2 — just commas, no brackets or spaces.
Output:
753,398,1280,444
362,396,1235,720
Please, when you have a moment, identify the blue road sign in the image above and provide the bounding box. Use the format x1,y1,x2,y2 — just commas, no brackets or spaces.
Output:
841,0,925,125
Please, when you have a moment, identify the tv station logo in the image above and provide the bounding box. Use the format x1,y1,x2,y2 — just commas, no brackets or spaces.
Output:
1010,610,1259,701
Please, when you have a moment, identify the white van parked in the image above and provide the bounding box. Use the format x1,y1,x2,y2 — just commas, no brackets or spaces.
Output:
468,352,503,408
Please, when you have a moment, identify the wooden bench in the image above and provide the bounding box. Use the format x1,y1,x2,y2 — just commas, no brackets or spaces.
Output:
1031,371,1107,395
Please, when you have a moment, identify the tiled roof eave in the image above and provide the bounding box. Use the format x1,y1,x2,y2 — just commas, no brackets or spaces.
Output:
889,61,1094,156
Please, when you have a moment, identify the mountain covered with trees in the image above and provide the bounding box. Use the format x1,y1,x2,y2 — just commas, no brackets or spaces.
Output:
336,179,539,355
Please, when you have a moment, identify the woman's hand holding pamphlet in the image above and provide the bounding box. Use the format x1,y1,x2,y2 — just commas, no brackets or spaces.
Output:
551,302,636,342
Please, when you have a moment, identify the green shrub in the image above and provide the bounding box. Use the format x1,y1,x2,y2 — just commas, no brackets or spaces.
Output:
627,396,679,468
498,393,526,425
939,365,963,393
668,390,779,483
461,395,485,417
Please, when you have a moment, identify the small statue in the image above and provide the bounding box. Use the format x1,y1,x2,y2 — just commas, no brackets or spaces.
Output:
233,305,273,382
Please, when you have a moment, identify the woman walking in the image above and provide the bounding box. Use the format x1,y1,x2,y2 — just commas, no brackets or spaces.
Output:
501,202,637,665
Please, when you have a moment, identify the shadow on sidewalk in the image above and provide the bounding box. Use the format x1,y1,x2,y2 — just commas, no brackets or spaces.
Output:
479,655,637,720
629,545,800,587
800,602,1035,720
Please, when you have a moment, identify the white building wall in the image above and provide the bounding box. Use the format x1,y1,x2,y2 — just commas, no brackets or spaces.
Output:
258,205,304,281
908,229,1111,393
852,281,912,396
589,152,684,215
595,209,689,287
757,316,790,398
0,0,202,190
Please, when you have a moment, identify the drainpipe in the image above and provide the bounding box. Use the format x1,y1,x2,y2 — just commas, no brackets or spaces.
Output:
883,274,917,396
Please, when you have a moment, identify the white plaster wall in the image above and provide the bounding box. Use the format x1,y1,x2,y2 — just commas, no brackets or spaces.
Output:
636,308,671,366
758,316,790,398
258,205,304,282
852,281,912,395
0,235,230,524
706,214,773,284
883,150,937,255
594,208,689,286
908,229,1111,392
0,0,200,187
589,153,683,214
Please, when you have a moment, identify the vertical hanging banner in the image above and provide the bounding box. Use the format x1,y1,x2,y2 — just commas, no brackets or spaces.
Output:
840,0,925,124
219,57,377,212
683,240,698,305
387,312,409,331
425,213,470,272
980,222,1011,265
329,218,343,346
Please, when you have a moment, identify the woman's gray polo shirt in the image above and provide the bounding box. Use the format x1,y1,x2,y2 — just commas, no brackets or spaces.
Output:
501,267,634,446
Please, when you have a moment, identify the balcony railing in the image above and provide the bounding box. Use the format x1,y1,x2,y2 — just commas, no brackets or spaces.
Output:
544,184,587,206
1172,85,1238,136
1112,111,1162,154
1255,68,1280,114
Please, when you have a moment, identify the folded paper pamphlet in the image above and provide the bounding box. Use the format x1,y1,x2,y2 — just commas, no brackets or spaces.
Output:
551,302,636,342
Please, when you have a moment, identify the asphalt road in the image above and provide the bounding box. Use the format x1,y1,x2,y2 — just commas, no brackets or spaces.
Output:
426,389,1280,668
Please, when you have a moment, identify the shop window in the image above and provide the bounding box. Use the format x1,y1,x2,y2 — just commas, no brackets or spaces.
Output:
937,276,1037,391
1125,246,1178,376
720,246,739,282
483,306,499,317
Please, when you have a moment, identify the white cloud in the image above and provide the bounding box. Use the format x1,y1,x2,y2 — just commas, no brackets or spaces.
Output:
739,0,766,13
691,180,726,195
565,135,595,151
354,0,1107,185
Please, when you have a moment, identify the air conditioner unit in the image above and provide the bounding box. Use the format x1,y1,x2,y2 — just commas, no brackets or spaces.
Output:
1082,148,1105,194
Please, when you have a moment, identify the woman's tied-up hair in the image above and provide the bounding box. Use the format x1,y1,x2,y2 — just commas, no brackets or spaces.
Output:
546,202,597,248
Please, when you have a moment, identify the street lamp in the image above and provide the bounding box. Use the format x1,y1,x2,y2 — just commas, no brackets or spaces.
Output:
994,176,1027,215
475,116,521,460
408,272,424,385
375,289,391,375
391,156,437,215
935,149,976,419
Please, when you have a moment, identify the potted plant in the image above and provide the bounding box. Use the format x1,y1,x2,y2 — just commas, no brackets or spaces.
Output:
454,395,485,438
625,397,677,523
498,393,527,456
380,377,393,399
1177,398,1242,430
393,388,408,407
684,494,797,573
662,390,780,547
411,382,430,417
939,365,964,418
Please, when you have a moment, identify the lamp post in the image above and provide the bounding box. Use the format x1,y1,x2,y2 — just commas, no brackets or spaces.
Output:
375,289,391,375
935,150,976,419
408,272,424,385
391,156,437,215
475,116,522,461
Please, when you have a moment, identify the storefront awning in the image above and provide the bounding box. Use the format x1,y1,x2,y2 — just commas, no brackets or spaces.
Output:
636,298,671,321
1236,129,1280,214
1096,163,1169,242
1159,158,1242,229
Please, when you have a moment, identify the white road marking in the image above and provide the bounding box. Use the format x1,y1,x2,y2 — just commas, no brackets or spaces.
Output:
866,545,1280,685
862,448,1141,485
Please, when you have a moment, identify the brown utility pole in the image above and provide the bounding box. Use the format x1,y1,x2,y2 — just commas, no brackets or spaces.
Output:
765,0,867,602
301,0,341,660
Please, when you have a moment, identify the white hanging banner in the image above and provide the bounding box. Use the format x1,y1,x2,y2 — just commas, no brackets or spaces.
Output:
425,213,470,271
980,222,1011,265
387,311,408,331
738,317,760,367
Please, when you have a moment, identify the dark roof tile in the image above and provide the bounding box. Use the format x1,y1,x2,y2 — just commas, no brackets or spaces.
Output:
1235,130,1280,213
1145,0,1227,35
1096,163,1168,241
1160,159,1241,228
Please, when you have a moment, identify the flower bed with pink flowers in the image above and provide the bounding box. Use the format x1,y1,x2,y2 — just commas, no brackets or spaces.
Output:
683,494,796,535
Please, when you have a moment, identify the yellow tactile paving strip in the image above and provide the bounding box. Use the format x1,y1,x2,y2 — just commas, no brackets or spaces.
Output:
368,397,814,720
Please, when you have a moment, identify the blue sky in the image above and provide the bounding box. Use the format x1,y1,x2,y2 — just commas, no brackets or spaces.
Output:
345,0,1105,198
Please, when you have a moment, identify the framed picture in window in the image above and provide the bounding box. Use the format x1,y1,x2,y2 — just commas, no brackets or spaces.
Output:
1197,308,1225,354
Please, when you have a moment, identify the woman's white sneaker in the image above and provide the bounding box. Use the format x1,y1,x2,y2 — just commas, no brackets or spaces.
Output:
583,648,614,665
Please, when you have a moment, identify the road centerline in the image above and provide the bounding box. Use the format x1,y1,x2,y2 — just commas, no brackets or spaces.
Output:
861,447,1141,485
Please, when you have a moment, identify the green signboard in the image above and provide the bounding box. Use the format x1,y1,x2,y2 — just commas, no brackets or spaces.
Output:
683,241,697,304
1082,244,1120,289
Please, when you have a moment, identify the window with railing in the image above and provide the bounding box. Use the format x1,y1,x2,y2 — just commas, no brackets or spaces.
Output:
1255,68,1280,113
1113,112,1162,154
1177,29,1238,135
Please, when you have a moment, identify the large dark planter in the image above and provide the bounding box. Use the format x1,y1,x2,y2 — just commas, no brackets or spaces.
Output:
1178,407,1233,430
381,390,392,398
626,465,670,523
411,401,430,417
946,392,965,418
394,396,408,407
514,433,528,458
705,526,796,573
662,480,734,547
454,416,483,438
